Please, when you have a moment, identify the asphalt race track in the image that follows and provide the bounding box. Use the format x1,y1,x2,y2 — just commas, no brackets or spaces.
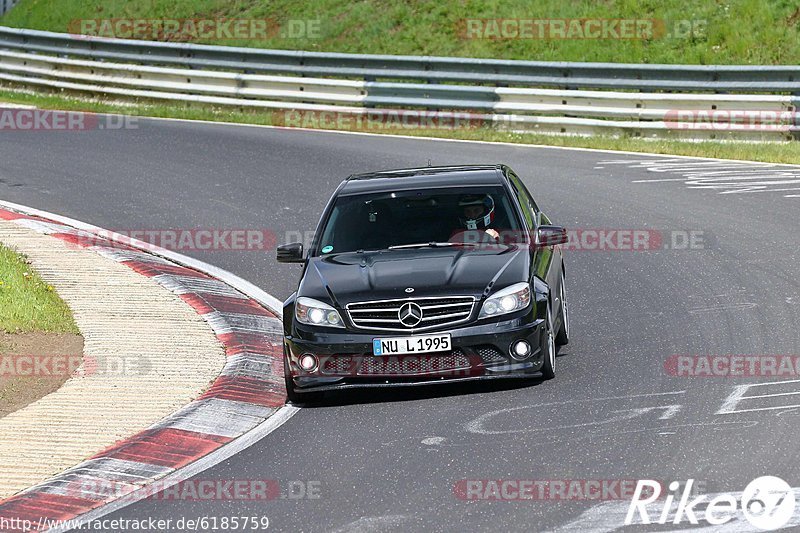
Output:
2,118,800,532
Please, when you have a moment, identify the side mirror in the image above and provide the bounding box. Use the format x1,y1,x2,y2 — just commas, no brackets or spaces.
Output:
537,225,568,247
277,242,304,263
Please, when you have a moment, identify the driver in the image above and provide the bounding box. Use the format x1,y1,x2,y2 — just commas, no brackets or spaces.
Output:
458,194,500,240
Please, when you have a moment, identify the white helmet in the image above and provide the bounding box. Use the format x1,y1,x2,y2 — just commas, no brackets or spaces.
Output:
458,194,495,230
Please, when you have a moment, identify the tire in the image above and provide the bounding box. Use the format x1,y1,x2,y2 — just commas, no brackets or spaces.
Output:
541,304,556,380
555,269,570,347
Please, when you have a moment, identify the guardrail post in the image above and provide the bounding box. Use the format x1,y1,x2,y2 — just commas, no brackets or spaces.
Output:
3,0,17,15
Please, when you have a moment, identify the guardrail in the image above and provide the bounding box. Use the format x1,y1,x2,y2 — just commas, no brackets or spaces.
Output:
0,1,16,16
0,25,797,140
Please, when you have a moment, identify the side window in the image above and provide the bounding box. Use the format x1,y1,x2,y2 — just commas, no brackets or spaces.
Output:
508,172,537,229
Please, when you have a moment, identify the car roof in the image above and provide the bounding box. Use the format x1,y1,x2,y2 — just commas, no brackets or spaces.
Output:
341,165,507,195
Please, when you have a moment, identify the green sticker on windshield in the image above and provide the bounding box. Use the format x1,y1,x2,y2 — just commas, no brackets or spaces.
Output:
322,245,333,253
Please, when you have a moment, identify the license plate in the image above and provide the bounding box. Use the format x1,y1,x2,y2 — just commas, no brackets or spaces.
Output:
373,334,451,356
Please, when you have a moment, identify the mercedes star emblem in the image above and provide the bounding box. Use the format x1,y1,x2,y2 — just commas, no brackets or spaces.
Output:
398,302,423,327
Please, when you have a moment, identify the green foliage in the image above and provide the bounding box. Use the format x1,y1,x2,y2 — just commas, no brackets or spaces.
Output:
0,244,79,333
3,0,799,64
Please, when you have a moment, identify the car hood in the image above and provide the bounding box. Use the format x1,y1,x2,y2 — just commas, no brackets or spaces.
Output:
298,247,529,307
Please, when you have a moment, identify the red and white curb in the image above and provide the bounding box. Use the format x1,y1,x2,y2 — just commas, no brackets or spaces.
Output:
0,201,296,532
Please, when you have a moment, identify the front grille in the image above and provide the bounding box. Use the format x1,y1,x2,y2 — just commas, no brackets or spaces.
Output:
320,355,359,375
477,345,508,365
319,350,470,376
346,296,475,332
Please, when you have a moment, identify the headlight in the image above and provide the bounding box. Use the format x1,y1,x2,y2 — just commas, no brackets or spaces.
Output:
295,297,345,328
479,282,531,319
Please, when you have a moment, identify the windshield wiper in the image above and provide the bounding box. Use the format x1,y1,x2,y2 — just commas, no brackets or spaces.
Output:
388,242,479,250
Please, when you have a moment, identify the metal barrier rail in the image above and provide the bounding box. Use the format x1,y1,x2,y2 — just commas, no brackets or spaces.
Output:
2,26,800,91
0,25,797,140
0,1,16,16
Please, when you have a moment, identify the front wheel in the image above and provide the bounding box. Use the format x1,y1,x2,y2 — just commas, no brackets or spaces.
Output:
541,305,556,380
555,270,570,347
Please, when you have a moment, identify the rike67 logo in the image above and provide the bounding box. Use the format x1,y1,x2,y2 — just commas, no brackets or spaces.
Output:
625,476,796,530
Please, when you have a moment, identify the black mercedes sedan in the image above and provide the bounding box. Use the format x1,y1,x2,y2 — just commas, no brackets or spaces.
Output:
277,165,569,401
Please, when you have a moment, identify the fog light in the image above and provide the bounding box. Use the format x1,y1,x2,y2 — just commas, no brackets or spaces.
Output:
510,340,531,361
299,353,318,372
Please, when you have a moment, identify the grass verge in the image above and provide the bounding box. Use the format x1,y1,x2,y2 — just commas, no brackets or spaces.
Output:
0,242,78,334
2,0,800,65
0,242,81,416
2,87,800,165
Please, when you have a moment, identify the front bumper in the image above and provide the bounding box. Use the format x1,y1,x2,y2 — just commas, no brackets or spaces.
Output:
284,315,547,393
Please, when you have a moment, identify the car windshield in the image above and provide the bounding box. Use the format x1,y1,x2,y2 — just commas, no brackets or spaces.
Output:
314,186,523,255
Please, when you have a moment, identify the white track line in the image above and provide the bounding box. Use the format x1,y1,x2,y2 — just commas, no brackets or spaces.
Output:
1,99,795,168
132,115,800,168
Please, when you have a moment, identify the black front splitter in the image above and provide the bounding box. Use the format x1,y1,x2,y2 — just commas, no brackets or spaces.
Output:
291,370,542,394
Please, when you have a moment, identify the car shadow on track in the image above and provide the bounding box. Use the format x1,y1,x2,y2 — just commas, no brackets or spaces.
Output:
292,376,547,408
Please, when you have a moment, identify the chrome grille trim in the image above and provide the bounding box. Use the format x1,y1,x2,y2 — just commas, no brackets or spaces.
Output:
419,311,467,322
346,296,475,332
